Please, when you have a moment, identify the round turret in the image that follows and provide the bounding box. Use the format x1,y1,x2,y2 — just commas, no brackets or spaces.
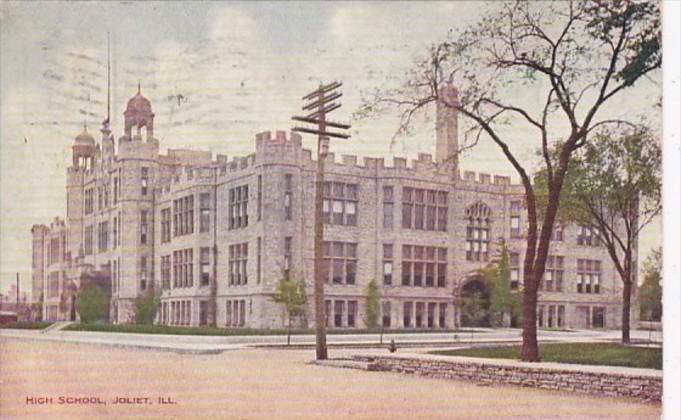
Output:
124,82,155,140
72,124,96,169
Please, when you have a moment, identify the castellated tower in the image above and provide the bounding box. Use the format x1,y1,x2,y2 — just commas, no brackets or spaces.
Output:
435,83,459,170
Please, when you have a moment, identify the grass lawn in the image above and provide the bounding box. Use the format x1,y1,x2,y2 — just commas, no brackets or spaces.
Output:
0,321,53,330
430,342,662,370
63,323,477,336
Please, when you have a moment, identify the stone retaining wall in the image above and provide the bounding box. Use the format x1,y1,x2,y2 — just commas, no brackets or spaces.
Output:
352,355,661,402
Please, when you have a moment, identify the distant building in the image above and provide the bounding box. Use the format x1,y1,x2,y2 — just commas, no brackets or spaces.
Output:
31,84,636,329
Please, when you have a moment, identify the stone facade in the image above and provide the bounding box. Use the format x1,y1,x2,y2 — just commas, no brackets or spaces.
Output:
31,86,636,329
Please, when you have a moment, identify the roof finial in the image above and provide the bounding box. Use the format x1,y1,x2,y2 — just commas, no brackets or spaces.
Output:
83,121,88,132
138,80,141,94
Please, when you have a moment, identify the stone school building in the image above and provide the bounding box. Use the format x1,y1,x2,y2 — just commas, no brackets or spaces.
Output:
31,85,635,330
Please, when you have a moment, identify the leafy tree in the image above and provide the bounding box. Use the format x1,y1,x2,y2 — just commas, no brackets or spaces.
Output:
76,283,108,323
358,1,660,361
536,129,661,342
479,245,523,327
639,248,662,322
273,277,307,346
365,280,380,329
134,289,160,325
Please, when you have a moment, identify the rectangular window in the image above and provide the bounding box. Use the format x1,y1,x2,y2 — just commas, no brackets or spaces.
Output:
577,225,601,246
257,237,262,284
334,300,344,327
322,181,358,226
439,303,447,328
140,210,148,245
98,221,108,253
382,301,391,327
140,256,147,290
427,302,436,328
542,255,564,292
510,216,521,238
199,301,208,326
403,302,412,327
383,186,394,228
199,192,211,233
200,247,210,286
229,185,249,229
229,243,249,286
173,195,194,236
84,225,94,255
383,244,393,285
113,216,118,249
557,305,565,328
284,174,293,221
284,236,292,278
141,167,149,196
347,300,357,327
85,188,94,214
161,208,171,243
552,224,564,241
257,174,263,222
401,245,447,288
226,300,232,327
402,187,448,231
322,241,358,285
510,252,520,290
161,255,171,289
113,177,119,204
415,302,424,327
577,259,601,294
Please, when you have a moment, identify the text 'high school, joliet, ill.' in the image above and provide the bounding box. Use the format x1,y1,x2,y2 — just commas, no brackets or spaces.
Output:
31,83,634,330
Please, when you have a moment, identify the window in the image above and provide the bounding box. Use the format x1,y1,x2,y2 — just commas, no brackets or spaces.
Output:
400,245,447,287
199,301,209,326
537,305,544,327
161,208,171,243
98,186,103,211
200,247,210,286
542,255,564,292
382,301,391,327
510,200,522,213
415,302,425,327
140,256,148,290
383,186,394,228
321,241,358,285
226,300,232,327
284,237,292,278
592,307,605,328
548,305,555,328
257,237,262,284
403,302,413,327
113,177,119,204
172,249,194,288
465,202,491,261
334,301,344,327
510,252,521,290
557,305,565,328
322,182,358,226
48,272,60,298
229,185,249,229
427,302,436,328
141,167,149,195
257,175,263,221
113,216,118,249
173,195,194,236
85,188,94,214
229,243,248,286
161,255,171,289
325,300,331,327
577,259,601,294
84,225,94,255
140,210,148,245
284,174,293,221
402,187,447,231
347,301,357,327
98,221,108,252
510,216,521,238
49,238,60,264
383,244,393,285
439,303,447,328
552,224,564,241
577,225,601,246
199,192,211,233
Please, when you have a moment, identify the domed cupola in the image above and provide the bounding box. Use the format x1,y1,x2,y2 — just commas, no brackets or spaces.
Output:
72,123,96,169
124,82,154,140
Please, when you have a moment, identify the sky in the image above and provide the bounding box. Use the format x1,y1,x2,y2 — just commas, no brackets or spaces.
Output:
0,1,662,296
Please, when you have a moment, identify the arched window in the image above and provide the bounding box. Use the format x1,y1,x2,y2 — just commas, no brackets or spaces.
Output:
465,202,491,261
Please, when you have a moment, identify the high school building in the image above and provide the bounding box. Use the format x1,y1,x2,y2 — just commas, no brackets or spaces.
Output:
31,84,636,329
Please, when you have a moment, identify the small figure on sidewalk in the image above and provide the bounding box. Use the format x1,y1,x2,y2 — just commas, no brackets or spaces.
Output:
388,339,397,353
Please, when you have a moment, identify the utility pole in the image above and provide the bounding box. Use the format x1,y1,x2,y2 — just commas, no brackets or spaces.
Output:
292,82,351,360
16,272,20,307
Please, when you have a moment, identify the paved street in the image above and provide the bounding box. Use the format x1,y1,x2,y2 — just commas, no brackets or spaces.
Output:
0,338,660,419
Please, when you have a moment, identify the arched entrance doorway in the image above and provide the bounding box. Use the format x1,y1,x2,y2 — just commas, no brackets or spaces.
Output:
459,276,491,327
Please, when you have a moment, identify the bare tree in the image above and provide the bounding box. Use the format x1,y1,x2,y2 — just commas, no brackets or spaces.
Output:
358,0,660,361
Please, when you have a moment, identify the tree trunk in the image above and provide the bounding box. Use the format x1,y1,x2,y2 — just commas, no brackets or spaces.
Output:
622,275,632,344
287,313,292,346
520,284,540,362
